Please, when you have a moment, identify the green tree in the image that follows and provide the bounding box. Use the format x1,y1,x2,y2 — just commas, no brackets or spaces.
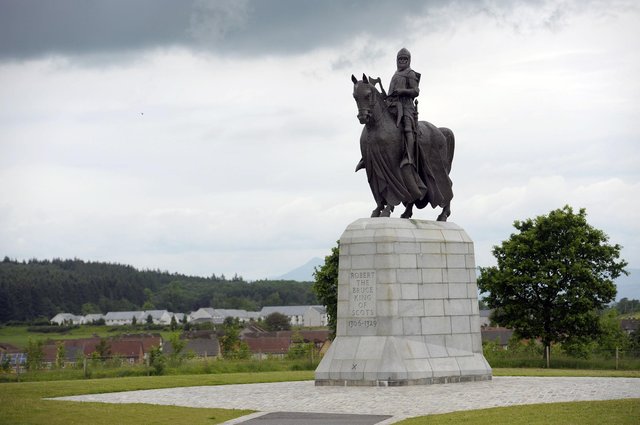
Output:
148,345,165,375
220,322,250,360
94,338,111,359
54,341,66,369
264,312,291,331
81,302,101,315
313,242,339,338
167,333,187,365
146,314,153,325
478,206,627,359
170,315,178,331
25,338,44,371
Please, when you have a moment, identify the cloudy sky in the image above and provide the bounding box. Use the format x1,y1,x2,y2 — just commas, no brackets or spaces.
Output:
1,0,638,287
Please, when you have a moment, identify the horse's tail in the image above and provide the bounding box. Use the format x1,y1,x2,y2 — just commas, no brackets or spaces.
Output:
439,127,455,174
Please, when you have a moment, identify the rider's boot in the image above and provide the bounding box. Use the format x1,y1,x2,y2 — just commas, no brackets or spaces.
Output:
400,130,416,168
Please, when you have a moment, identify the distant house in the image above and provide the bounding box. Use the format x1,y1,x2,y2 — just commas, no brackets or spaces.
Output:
189,308,259,324
481,327,514,348
82,314,105,324
50,313,84,325
259,305,327,327
241,329,330,359
621,319,640,335
243,335,291,359
104,310,175,326
479,309,493,327
164,338,220,358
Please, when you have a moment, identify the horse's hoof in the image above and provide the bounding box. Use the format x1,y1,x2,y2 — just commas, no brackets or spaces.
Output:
400,212,412,219
371,209,381,218
436,213,447,222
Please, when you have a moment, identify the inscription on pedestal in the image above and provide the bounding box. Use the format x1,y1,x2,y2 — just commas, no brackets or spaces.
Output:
349,270,377,330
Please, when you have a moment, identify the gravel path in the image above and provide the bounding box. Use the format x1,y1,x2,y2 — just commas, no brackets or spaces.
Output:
53,376,640,424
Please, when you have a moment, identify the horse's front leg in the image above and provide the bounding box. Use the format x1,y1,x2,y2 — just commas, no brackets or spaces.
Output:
436,203,451,222
380,204,394,217
400,202,414,219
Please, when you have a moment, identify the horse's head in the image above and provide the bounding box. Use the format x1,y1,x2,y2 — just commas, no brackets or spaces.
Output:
351,73,378,125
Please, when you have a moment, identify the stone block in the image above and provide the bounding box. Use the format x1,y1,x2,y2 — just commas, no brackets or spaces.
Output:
350,243,377,255
422,269,443,283
429,357,461,377
417,253,446,269
333,338,360,360
376,300,398,316
445,268,472,283
421,316,451,335
377,317,403,335
420,283,448,299
442,242,469,254
420,242,442,253
376,242,394,254
400,283,419,299
451,316,471,334
376,269,397,284
377,284,401,300
441,229,464,242
448,283,468,299
424,299,444,316
444,299,472,316
375,254,400,269
402,317,422,335
394,242,420,254
399,300,424,317
425,335,448,358
398,254,418,268
352,254,375,269
446,334,473,355
446,254,467,269
465,254,476,268
356,336,385,359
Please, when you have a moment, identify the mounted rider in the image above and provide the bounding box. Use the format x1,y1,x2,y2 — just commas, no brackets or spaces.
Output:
387,48,420,168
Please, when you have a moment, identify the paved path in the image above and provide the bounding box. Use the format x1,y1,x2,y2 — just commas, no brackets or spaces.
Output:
54,377,640,424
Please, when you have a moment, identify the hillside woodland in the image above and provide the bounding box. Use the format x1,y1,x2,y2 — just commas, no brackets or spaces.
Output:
0,257,317,323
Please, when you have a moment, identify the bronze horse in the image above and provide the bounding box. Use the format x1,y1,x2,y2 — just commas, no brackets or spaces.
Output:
352,74,454,221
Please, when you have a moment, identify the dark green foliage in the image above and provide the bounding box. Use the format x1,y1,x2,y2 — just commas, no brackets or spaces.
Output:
478,206,628,354
313,242,339,339
25,338,44,370
219,322,250,360
148,346,165,375
0,258,318,322
27,325,78,333
614,298,640,315
264,312,291,331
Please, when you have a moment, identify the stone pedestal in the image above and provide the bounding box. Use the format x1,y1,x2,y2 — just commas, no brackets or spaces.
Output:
315,218,492,386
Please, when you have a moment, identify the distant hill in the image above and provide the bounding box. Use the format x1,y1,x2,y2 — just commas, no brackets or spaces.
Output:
0,257,318,323
273,257,324,282
616,268,640,301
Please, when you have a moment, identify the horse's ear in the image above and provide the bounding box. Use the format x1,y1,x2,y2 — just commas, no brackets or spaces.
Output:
351,74,358,84
362,73,369,84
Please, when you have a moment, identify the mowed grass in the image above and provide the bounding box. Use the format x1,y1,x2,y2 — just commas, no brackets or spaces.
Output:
0,371,313,425
395,399,640,425
1,369,638,424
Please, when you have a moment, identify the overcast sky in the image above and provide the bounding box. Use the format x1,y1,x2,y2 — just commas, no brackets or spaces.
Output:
1,0,638,286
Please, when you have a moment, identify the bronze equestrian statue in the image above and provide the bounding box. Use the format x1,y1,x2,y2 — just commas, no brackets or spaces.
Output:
352,48,454,221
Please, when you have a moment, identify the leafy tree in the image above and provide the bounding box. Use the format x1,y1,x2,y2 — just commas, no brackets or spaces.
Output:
219,322,250,360
146,314,153,325
131,315,137,326
94,338,111,359
148,346,165,375
287,330,315,359
313,242,339,338
170,315,178,331
478,206,627,358
81,302,101,315
167,333,187,365
264,312,291,331
25,338,44,370
55,341,66,369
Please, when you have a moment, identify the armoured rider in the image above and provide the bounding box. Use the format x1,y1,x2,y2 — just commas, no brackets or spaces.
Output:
387,48,420,168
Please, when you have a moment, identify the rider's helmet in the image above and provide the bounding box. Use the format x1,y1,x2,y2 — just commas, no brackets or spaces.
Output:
397,48,411,70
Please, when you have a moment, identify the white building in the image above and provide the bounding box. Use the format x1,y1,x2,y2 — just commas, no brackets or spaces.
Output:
189,308,259,324
259,305,327,327
50,313,84,325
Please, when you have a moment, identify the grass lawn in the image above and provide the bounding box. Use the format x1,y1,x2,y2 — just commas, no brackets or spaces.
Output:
394,399,640,425
1,369,638,424
0,371,313,425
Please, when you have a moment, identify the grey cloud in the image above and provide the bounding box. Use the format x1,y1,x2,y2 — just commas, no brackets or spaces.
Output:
0,0,450,60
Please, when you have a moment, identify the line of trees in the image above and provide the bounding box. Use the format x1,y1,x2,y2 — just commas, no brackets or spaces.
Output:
0,257,318,323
